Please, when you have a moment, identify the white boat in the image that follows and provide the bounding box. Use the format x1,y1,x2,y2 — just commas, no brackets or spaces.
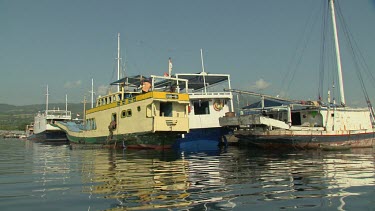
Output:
219,0,375,149
153,52,235,151
28,86,72,144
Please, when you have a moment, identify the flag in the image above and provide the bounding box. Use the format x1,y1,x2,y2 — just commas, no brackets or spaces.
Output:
168,57,172,77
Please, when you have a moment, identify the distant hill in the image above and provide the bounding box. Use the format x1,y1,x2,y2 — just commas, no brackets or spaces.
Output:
0,103,84,131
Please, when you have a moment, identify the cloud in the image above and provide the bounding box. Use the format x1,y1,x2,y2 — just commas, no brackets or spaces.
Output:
97,85,109,96
64,80,82,89
250,78,271,90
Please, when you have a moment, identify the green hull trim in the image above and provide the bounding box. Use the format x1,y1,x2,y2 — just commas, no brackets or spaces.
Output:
66,132,180,149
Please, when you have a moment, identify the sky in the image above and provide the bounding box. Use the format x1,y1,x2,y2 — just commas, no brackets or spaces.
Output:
1,0,375,107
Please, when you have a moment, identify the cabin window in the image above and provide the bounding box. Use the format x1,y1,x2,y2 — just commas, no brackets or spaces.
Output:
331,113,334,117
127,109,132,117
137,106,141,112
193,100,210,115
85,118,96,130
291,112,302,126
160,102,173,117
121,110,127,118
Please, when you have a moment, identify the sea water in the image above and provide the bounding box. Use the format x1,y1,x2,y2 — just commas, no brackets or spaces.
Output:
0,138,374,210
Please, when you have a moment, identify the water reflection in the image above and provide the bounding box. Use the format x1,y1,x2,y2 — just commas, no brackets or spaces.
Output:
26,141,71,198
73,147,374,210
76,149,191,210
0,139,373,211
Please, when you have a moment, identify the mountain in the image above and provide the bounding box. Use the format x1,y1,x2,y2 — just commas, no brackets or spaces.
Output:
0,103,84,131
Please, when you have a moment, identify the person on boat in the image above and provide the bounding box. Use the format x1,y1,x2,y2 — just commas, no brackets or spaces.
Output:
108,120,117,140
141,79,152,93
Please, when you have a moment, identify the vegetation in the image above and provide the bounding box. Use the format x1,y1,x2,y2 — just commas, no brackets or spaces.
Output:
0,103,84,131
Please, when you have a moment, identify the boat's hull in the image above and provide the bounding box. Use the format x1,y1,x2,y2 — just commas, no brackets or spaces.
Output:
173,127,232,151
235,130,375,150
66,132,181,150
27,130,68,144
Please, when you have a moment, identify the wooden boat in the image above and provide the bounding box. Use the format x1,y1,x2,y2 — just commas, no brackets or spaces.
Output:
219,0,375,150
56,74,190,149
56,34,190,149
319,143,351,151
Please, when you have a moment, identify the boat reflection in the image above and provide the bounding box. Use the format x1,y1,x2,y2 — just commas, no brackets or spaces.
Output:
25,140,71,198
78,149,192,210
75,146,375,210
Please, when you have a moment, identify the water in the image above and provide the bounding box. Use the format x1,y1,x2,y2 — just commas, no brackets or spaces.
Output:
0,138,374,211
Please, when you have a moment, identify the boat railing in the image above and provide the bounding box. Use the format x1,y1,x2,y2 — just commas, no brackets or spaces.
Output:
189,91,232,97
45,110,72,119
151,75,189,93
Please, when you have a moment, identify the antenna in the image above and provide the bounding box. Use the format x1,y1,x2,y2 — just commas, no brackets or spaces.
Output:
200,49,207,94
46,85,49,111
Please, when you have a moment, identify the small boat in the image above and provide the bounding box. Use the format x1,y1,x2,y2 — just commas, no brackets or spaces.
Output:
25,123,34,138
28,86,71,144
319,143,351,151
219,0,375,150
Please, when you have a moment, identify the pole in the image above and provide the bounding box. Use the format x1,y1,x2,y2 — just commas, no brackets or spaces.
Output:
200,49,207,94
46,85,49,111
117,33,121,92
91,78,94,108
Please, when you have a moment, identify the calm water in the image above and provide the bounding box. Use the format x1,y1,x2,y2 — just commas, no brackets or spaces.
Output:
0,139,374,211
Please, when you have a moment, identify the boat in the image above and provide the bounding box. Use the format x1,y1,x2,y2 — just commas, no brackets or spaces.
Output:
56,74,190,149
153,52,234,151
55,34,190,149
219,0,375,150
28,86,72,144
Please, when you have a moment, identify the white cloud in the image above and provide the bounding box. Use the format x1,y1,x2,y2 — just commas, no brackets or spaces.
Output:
250,78,271,90
97,85,109,96
64,80,82,89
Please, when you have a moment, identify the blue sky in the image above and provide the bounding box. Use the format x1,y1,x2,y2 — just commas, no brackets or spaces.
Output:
1,0,375,106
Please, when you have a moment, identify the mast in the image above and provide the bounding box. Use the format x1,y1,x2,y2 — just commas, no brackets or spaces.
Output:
46,85,49,111
117,33,121,92
65,94,68,112
200,49,207,94
89,78,95,108
329,0,345,106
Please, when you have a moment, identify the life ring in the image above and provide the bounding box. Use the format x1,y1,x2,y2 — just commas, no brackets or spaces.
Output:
213,100,224,111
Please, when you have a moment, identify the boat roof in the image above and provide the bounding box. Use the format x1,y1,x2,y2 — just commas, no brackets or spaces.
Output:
242,98,294,109
110,75,150,87
154,72,230,91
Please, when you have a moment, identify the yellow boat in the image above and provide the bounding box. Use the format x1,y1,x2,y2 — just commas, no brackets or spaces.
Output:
56,75,190,149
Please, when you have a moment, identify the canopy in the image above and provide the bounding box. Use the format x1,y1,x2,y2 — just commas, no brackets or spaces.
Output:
242,98,294,109
110,75,150,87
154,73,229,90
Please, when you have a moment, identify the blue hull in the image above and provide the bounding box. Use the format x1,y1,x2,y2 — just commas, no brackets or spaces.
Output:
173,127,228,152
